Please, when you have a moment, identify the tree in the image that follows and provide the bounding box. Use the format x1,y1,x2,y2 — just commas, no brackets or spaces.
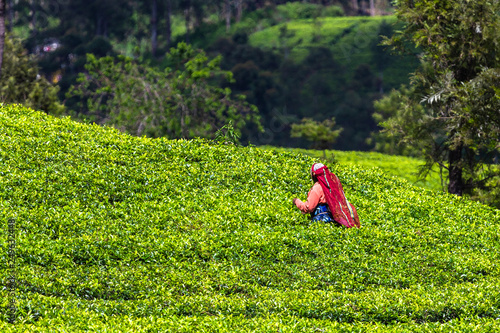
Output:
0,35,64,114
278,24,295,60
381,0,500,198
369,85,424,157
224,0,231,33
165,0,174,49
67,43,261,140
350,0,359,14
54,0,132,40
182,0,191,43
191,0,206,28
29,0,36,34
0,0,5,76
369,0,375,16
235,0,244,22
151,0,158,56
7,0,11,32
291,117,343,158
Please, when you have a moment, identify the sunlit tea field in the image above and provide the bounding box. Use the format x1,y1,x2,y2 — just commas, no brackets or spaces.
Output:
0,105,499,332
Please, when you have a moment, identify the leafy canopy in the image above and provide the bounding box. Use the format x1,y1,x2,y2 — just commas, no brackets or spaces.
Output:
291,117,343,151
68,42,261,140
378,0,500,200
0,35,64,115
369,85,425,157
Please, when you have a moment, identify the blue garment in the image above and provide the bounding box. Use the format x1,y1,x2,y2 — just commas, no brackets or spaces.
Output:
311,204,334,223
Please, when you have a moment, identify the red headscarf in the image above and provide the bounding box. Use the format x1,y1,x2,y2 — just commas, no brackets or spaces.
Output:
311,163,360,228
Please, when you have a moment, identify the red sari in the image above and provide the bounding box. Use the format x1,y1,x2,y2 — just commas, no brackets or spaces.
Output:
311,163,360,228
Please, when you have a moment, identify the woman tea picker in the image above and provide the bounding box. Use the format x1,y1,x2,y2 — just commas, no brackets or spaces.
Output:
293,163,360,228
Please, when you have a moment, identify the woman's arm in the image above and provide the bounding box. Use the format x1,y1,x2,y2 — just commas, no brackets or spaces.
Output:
294,184,321,214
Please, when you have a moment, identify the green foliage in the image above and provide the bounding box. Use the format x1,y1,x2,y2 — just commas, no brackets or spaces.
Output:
0,36,64,115
196,2,346,46
214,120,240,146
291,117,343,151
0,104,499,330
249,16,389,63
9,0,418,151
372,78,500,207
67,43,261,140
382,0,500,197
182,5,418,150
450,67,500,151
204,14,419,150
6,0,416,152
369,85,425,157
276,2,344,20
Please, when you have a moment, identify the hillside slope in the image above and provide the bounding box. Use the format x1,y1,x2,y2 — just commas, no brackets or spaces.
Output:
0,105,499,332
247,16,413,85
188,7,417,89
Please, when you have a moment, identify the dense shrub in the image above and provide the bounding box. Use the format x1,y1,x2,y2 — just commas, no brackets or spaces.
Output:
0,36,65,115
0,105,499,331
276,3,344,20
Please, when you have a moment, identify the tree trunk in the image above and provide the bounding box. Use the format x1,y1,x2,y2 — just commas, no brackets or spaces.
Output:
7,0,11,32
351,0,358,14
376,0,388,15
236,0,243,22
103,19,108,37
378,71,384,94
30,0,36,34
165,0,172,49
369,0,376,16
0,0,5,77
184,3,190,44
96,16,102,35
360,0,368,15
151,0,158,56
193,2,203,28
224,0,231,33
96,16,108,37
448,143,464,196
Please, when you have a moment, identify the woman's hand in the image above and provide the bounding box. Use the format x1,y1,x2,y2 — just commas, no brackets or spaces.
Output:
292,198,297,206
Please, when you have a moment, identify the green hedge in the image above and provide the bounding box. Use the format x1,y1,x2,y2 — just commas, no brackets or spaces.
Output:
0,104,499,331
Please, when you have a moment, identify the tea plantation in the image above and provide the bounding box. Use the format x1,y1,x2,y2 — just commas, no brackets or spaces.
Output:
1,105,499,332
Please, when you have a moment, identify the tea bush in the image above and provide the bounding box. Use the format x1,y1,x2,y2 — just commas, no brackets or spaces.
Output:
0,105,499,331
